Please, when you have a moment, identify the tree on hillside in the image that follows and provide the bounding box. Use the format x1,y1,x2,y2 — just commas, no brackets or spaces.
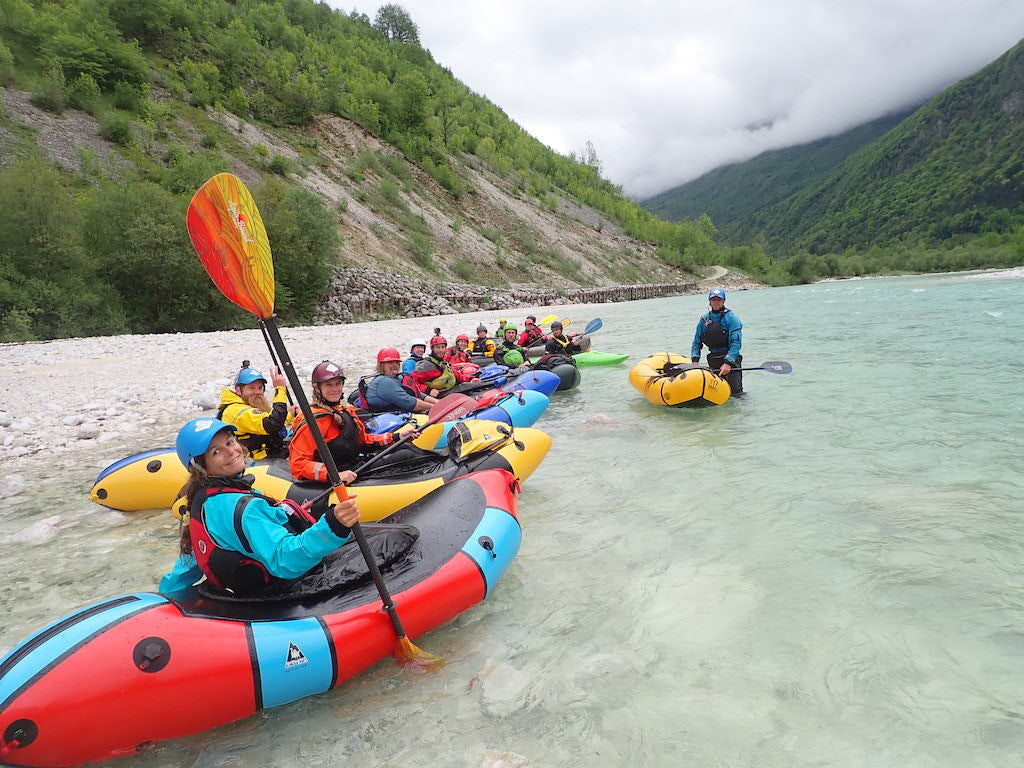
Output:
572,140,603,175
373,4,419,44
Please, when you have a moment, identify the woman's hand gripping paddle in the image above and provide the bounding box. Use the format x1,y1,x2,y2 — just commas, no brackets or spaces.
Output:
187,172,442,670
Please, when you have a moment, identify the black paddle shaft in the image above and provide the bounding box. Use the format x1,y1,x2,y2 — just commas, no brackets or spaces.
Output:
261,316,409,638
257,319,293,406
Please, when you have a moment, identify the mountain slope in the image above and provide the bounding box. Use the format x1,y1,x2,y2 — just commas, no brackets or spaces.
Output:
641,110,912,241
0,0,717,340
751,37,1024,254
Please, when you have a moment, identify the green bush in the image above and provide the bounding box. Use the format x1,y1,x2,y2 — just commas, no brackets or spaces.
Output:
98,111,135,146
405,231,433,267
30,70,68,113
267,154,298,176
68,73,102,113
377,178,405,209
0,40,13,85
112,81,147,113
452,258,475,281
164,151,229,195
225,87,250,117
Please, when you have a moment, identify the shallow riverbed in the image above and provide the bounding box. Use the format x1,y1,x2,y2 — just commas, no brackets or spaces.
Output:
2,269,1023,767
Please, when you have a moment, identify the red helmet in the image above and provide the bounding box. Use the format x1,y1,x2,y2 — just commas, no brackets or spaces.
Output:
455,334,469,343
376,347,401,364
311,360,345,383
430,334,447,347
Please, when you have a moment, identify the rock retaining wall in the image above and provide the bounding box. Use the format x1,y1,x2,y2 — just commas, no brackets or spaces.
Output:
314,267,697,324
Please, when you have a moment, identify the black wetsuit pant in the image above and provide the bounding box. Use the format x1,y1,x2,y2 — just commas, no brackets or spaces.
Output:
707,353,743,395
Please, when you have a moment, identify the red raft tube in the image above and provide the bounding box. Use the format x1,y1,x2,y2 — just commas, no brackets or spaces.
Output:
0,469,521,767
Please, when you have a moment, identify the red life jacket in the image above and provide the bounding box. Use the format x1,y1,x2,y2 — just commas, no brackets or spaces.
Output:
188,482,316,594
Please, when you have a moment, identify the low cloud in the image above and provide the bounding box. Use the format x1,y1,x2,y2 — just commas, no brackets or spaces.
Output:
337,1,1024,199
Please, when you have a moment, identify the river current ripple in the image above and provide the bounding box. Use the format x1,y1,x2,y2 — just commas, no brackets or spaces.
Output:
1,270,1022,767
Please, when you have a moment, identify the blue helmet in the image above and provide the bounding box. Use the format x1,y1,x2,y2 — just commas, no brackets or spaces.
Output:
176,418,236,468
235,367,267,387
708,288,726,300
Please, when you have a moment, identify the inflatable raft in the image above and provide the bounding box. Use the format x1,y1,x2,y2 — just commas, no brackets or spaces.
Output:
0,470,521,767
90,420,550,519
629,353,731,408
574,351,629,367
365,388,550,449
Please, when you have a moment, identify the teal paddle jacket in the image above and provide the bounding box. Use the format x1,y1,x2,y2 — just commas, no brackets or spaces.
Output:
159,478,351,592
690,308,743,363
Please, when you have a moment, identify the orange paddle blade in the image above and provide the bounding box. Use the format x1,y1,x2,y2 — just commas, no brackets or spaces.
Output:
393,636,445,672
187,173,275,318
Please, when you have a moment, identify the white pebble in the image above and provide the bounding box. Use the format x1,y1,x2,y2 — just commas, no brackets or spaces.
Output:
62,415,84,426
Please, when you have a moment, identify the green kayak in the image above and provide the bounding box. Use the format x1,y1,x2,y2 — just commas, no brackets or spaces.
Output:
574,350,629,366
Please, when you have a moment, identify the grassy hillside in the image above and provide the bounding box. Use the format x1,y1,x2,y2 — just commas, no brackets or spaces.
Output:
0,0,721,341
641,110,912,242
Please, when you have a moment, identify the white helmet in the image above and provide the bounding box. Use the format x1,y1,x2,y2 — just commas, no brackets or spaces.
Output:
409,338,427,352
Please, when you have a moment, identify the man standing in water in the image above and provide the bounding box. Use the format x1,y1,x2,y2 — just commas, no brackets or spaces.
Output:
691,288,743,395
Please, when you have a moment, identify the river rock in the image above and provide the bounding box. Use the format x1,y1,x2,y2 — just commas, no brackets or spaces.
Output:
5,514,62,544
11,420,33,432
193,392,219,410
77,424,101,440
84,402,105,411
62,415,84,426
0,412,12,428
1,474,27,496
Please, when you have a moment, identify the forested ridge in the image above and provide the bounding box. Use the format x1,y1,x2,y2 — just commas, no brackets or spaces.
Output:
644,37,1024,283
642,110,913,240
0,0,721,341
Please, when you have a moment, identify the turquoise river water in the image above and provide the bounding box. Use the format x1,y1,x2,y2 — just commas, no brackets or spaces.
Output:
1,269,1023,767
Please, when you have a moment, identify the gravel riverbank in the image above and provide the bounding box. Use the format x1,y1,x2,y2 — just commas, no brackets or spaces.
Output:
0,265,762,497
0,300,620,487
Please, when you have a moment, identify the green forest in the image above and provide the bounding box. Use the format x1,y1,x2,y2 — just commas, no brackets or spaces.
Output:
0,0,725,341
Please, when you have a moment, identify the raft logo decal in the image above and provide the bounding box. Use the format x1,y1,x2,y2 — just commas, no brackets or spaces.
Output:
284,642,307,669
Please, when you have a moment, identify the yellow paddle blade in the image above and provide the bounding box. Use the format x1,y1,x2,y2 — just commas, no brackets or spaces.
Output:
187,173,275,319
539,313,556,325
393,636,445,672
562,318,571,328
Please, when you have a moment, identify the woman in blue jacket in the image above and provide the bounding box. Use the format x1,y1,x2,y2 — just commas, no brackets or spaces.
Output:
160,417,360,596
691,287,744,394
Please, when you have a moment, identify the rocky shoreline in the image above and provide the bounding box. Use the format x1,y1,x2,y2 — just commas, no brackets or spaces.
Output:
0,271,760,496
313,266,700,324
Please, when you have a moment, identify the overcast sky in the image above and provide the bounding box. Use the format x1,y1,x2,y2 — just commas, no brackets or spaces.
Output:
331,1,1024,199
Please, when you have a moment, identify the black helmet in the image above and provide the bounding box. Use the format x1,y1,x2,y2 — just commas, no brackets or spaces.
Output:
476,324,487,333
551,320,563,330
